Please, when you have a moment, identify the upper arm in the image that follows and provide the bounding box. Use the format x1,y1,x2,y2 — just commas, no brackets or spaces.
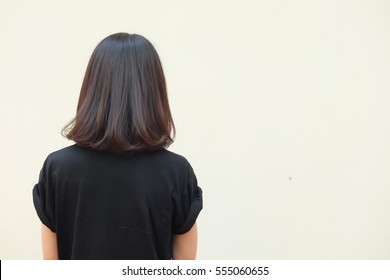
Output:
41,224,58,260
172,223,198,260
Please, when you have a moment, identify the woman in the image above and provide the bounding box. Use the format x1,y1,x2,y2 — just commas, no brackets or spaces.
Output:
32,33,203,260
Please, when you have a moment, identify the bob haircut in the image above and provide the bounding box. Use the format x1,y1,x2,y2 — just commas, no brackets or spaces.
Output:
63,33,175,153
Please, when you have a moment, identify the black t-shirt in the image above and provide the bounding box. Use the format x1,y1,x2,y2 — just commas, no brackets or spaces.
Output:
32,145,203,260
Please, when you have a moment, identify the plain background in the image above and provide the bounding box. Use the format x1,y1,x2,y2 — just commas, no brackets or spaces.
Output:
1,0,389,259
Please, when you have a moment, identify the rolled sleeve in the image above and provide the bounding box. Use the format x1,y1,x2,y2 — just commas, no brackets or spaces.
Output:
32,160,56,232
172,163,203,235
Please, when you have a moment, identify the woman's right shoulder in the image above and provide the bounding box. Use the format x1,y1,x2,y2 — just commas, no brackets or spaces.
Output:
155,149,192,167
150,149,197,178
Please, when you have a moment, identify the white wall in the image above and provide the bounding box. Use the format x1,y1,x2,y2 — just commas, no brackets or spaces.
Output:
1,0,389,259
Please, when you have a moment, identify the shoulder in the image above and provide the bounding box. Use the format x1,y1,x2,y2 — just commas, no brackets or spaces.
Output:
45,144,83,162
45,145,192,165
43,144,91,171
43,146,194,175
149,149,194,170
154,149,190,164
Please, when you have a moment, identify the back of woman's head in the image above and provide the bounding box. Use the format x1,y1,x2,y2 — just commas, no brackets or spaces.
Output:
63,33,175,153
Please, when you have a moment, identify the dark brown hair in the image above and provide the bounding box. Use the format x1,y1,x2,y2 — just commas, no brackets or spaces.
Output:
63,33,175,153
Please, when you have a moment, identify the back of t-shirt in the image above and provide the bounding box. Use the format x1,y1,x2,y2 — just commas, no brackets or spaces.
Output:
33,145,202,259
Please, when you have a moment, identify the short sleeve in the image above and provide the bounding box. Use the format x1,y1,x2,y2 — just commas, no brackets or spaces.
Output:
32,159,56,232
172,163,203,234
